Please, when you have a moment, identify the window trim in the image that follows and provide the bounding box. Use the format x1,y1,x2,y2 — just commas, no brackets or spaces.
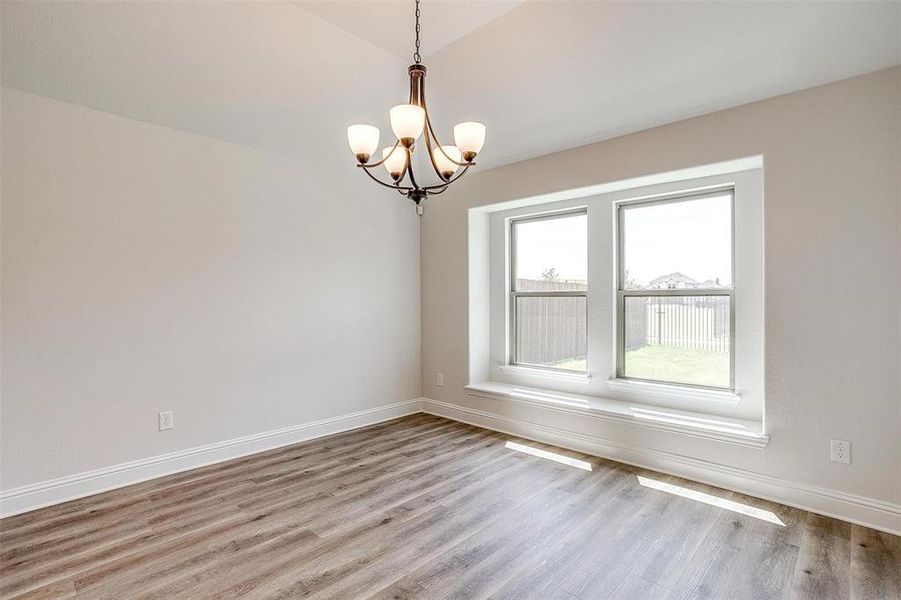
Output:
508,208,588,374
479,160,764,425
614,188,737,391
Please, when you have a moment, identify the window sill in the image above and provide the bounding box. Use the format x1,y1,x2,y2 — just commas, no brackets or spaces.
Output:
605,378,740,406
498,364,592,384
464,381,768,448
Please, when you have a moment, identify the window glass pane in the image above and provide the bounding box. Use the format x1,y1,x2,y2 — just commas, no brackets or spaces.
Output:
515,296,587,371
514,213,587,292
624,296,730,388
622,194,731,290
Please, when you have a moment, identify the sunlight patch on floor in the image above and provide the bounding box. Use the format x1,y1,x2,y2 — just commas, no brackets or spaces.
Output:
637,475,785,526
504,441,593,471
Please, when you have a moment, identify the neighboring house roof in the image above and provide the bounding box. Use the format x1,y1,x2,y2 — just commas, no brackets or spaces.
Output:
647,272,699,287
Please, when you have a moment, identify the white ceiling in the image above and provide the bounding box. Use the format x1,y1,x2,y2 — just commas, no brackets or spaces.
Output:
2,1,899,170
422,1,901,167
296,1,523,61
0,1,406,161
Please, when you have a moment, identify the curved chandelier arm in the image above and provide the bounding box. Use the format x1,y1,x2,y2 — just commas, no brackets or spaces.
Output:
357,164,413,192
425,117,473,168
425,184,451,195
422,164,471,191
420,113,448,182
413,79,447,183
420,110,473,185
357,141,402,169
405,147,422,190
413,73,471,173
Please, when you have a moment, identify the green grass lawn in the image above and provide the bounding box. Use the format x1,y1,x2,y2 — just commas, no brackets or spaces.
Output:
624,345,729,388
550,357,588,371
551,345,729,389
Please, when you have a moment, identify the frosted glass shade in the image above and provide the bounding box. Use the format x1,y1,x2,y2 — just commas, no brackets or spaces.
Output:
453,122,486,161
389,104,425,146
382,146,407,180
432,145,462,180
347,124,379,163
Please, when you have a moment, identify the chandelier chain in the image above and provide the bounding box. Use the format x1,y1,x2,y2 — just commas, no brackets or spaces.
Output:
413,0,421,63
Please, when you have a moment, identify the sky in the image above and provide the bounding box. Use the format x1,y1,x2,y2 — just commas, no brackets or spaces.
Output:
513,194,732,286
515,213,587,282
623,194,732,286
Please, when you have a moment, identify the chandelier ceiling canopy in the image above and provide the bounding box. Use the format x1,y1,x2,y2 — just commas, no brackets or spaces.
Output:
346,0,486,210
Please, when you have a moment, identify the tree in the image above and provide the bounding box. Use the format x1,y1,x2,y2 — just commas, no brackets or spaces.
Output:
541,267,559,282
623,269,639,290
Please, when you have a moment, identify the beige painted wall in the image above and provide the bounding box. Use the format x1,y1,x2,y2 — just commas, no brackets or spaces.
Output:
1,88,421,490
421,67,901,505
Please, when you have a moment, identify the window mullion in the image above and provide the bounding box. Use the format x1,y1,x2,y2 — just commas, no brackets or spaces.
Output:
621,289,735,297
513,290,586,298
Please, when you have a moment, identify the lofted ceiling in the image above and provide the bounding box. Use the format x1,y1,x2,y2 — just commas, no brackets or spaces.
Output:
2,1,899,171
296,1,523,61
421,1,901,167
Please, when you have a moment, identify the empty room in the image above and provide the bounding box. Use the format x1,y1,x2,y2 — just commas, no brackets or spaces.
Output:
1,1,899,598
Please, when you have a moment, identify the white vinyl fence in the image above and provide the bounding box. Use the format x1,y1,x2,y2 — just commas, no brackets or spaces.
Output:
638,296,730,352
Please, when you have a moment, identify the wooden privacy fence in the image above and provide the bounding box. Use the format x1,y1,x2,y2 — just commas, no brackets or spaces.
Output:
515,279,587,366
514,279,729,366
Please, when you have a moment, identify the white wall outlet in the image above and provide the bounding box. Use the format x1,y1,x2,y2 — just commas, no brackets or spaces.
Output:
158,411,174,431
830,439,850,464
436,373,444,387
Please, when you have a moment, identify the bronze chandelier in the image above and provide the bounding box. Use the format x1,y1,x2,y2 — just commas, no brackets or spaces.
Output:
346,0,486,209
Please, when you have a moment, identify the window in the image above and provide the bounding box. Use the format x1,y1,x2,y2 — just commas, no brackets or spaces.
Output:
479,161,763,425
510,210,587,372
617,191,734,389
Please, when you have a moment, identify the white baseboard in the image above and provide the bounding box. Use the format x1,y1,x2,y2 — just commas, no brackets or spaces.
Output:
0,399,422,518
421,397,901,536
5,396,898,536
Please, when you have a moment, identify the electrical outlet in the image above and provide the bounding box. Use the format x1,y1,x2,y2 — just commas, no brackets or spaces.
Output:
830,439,850,464
158,411,174,431
436,373,444,387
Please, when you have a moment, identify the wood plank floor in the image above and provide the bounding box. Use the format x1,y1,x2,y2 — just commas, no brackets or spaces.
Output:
1,414,898,599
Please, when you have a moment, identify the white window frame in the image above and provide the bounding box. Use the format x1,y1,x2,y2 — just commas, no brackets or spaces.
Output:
615,188,736,391
485,165,763,423
508,209,588,373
